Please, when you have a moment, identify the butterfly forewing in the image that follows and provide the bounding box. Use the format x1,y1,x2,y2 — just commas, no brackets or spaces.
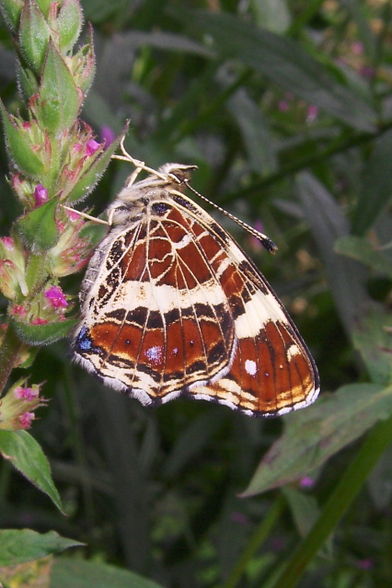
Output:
73,166,319,416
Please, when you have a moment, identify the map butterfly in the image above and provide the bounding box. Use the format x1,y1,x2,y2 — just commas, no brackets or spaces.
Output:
72,156,319,416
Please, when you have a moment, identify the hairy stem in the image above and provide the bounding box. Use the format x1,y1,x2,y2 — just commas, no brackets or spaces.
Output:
0,324,23,395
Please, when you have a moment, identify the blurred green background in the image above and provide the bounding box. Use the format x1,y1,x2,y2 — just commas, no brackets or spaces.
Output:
0,1,391,586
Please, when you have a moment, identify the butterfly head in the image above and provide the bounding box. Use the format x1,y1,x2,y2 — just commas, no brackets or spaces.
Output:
157,163,198,186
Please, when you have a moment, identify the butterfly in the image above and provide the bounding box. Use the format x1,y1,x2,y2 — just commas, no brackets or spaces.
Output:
72,156,319,417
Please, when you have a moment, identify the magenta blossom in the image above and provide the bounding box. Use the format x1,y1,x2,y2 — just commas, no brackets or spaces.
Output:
34,184,48,207
85,139,101,156
44,285,68,309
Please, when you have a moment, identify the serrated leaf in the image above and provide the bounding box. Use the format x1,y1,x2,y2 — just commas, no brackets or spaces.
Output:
178,10,376,131
0,530,82,566
36,41,80,133
242,383,392,496
12,317,77,345
51,558,163,588
352,128,392,234
352,308,392,385
0,431,63,511
335,235,392,278
16,198,58,251
0,101,45,178
19,0,51,73
65,126,127,203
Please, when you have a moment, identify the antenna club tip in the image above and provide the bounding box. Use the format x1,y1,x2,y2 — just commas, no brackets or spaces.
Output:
265,239,278,254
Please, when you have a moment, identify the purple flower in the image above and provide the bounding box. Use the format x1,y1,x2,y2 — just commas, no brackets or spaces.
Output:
34,184,48,207
299,476,315,489
18,412,35,428
85,139,101,156
14,387,39,401
44,285,68,309
100,125,116,148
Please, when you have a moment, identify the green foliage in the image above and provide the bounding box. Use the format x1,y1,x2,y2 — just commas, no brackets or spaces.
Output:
0,0,391,587
0,430,63,510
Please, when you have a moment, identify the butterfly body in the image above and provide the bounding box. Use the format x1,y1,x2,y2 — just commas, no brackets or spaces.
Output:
73,164,319,416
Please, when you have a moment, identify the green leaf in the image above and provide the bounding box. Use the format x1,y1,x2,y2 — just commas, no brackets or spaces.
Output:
270,412,392,588
12,317,77,346
51,558,164,588
282,487,323,541
335,235,392,278
297,172,370,335
0,101,45,178
36,0,50,16
16,198,58,251
0,530,82,566
0,0,24,32
65,126,127,203
36,41,81,133
242,383,392,496
178,10,376,131
352,308,392,386
16,63,39,100
352,128,392,234
228,89,277,175
57,0,83,52
19,0,51,73
0,430,63,511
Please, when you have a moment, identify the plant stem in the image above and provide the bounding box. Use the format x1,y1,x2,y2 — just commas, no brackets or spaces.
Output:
269,407,392,588
222,493,286,588
0,323,23,395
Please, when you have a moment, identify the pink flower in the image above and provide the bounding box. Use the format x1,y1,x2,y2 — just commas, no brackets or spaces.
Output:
248,220,266,252
65,208,82,222
306,105,319,123
31,317,49,325
0,381,46,431
351,41,364,56
10,304,27,316
356,559,373,570
34,184,48,207
278,100,290,112
1,237,14,250
14,387,39,400
18,412,35,428
299,476,315,489
359,65,375,79
100,126,115,148
44,285,68,309
85,139,101,156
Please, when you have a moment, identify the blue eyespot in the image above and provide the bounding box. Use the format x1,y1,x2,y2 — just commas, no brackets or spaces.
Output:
77,327,92,351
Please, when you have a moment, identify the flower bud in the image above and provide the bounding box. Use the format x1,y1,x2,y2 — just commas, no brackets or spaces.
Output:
49,212,94,276
0,380,47,431
0,236,28,299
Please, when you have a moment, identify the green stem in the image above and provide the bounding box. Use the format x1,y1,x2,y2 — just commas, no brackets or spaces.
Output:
269,411,392,588
222,494,286,588
0,323,23,395
25,253,49,295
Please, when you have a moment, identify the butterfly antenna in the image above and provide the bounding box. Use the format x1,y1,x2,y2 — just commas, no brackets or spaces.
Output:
184,182,278,254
